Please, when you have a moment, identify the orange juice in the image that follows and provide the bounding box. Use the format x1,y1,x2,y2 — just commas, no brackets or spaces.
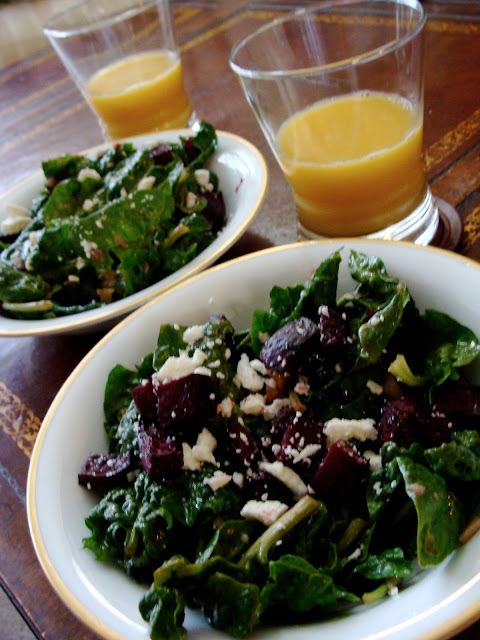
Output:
276,91,427,237
86,50,193,139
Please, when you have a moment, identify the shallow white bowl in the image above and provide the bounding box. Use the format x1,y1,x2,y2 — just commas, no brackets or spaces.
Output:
27,240,480,640
0,129,267,336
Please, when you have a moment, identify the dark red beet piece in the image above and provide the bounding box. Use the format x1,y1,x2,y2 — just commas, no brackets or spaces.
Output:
228,419,261,469
434,382,480,417
318,307,347,348
137,423,183,478
78,452,132,490
132,378,157,421
276,411,326,478
202,190,226,232
377,398,420,448
423,412,455,447
154,373,217,431
259,317,320,376
244,470,294,505
310,441,369,503
149,142,174,166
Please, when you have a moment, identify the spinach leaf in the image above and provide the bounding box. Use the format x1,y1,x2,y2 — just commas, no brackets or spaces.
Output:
250,250,340,354
0,261,50,302
424,430,480,481
397,456,462,567
140,586,186,640
353,547,413,580
356,282,410,365
260,554,357,614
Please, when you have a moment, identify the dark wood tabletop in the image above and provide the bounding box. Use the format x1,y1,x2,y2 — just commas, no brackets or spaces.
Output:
1,1,480,639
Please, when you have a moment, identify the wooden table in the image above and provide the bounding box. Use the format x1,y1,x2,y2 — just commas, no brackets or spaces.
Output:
1,1,480,639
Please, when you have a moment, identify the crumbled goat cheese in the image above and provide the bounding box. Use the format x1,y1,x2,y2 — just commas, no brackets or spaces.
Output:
235,353,266,392
185,192,198,208
259,461,307,500
137,175,156,190
364,450,383,470
78,167,101,182
366,379,383,395
191,428,217,465
193,169,213,190
240,499,289,527
203,470,232,492
153,348,209,383
183,324,205,344
291,443,323,465
293,377,310,395
0,215,31,235
323,417,377,445
232,472,244,488
181,428,217,471
80,238,98,259
218,397,235,418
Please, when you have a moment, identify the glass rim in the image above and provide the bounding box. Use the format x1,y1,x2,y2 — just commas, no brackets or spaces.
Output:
229,0,425,80
43,0,161,38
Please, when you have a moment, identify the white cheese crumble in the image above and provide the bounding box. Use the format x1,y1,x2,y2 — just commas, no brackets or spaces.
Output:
240,499,289,527
183,325,205,344
259,461,307,500
185,192,198,208
193,169,213,190
323,417,377,445
363,450,383,470
0,215,31,235
181,428,217,471
235,353,266,392
153,348,209,383
137,175,156,190
366,379,383,395
78,167,101,182
80,238,98,259
218,397,235,418
203,470,232,492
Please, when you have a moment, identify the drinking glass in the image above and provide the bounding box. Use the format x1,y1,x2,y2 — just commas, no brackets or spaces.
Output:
229,0,439,243
44,0,195,140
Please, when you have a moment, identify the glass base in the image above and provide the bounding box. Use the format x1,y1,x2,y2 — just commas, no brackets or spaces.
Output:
298,188,440,245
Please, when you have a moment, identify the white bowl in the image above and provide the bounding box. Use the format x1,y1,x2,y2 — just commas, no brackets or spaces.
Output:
0,129,268,336
27,240,480,640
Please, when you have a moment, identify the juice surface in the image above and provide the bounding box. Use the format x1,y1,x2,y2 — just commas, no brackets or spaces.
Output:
86,50,192,139
276,92,427,236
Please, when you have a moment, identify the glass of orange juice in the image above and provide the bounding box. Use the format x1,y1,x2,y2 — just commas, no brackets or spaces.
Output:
44,0,195,140
230,0,439,243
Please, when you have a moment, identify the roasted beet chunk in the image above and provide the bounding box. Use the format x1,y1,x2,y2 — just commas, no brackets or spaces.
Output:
318,306,347,348
434,382,480,418
310,441,368,503
259,317,320,376
78,452,132,490
148,142,174,166
228,419,261,470
244,470,294,505
423,412,455,447
182,136,200,163
202,189,226,232
377,398,420,448
132,378,157,422
154,373,217,431
275,409,326,479
137,423,183,478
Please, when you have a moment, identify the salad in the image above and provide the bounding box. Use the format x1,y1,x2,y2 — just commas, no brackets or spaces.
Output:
79,249,480,639
0,122,225,319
